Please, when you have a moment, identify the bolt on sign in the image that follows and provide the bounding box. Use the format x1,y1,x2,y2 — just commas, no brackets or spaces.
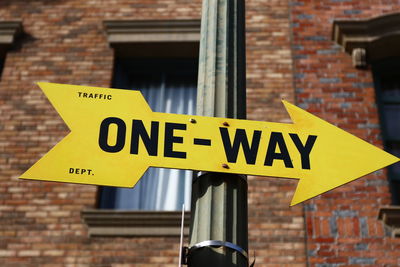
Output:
20,83,400,206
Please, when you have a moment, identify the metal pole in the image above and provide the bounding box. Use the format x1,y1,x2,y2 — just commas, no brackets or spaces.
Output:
188,0,248,266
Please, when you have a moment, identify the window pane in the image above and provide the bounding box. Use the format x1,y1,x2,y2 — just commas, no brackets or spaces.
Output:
381,74,400,101
373,60,400,204
0,56,4,79
383,104,400,140
382,89,400,99
388,142,400,179
381,73,400,91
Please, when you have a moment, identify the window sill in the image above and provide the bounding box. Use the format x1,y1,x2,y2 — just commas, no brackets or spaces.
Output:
378,206,400,237
81,209,190,237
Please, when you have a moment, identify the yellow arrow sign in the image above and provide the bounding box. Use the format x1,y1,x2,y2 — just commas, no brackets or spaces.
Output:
20,82,399,205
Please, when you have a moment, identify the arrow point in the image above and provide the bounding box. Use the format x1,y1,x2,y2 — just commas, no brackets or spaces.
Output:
282,100,400,206
290,151,399,206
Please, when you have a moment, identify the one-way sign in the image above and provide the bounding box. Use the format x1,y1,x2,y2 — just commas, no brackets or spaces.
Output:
20,83,399,205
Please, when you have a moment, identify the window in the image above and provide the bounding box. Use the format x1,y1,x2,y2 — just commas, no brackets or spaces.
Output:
0,21,22,78
81,20,200,236
98,20,199,212
373,59,400,204
333,13,400,233
332,14,400,204
99,58,198,211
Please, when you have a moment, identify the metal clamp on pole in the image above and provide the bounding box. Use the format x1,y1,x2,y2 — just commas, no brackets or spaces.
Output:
189,240,248,261
193,171,248,184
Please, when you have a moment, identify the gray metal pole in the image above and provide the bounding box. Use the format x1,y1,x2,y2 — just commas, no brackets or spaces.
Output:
188,0,248,266
196,0,246,119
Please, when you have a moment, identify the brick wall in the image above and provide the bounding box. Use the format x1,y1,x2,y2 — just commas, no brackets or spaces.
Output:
3,0,398,266
0,0,305,266
0,1,202,266
290,0,400,266
246,0,306,266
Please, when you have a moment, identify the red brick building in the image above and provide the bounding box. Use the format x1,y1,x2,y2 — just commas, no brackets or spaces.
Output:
1,0,400,266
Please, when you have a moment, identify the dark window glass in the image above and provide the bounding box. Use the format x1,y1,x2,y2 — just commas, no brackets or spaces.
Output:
0,57,4,78
373,58,400,204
